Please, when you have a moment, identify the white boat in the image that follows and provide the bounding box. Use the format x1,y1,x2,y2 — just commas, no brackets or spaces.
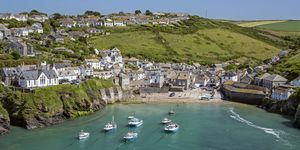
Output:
161,118,172,124
168,109,175,115
78,130,90,140
164,122,179,132
103,116,117,132
128,118,143,127
123,132,138,141
128,116,135,119
128,113,135,119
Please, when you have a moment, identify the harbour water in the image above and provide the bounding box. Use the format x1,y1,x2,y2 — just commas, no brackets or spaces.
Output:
0,102,300,150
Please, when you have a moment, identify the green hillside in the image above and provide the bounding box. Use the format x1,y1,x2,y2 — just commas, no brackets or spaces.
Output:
90,18,281,64
258,20,300,32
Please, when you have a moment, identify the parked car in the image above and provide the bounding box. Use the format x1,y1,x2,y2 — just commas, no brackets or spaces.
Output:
59,79,70,84
71,79,80,85
169,92,175,97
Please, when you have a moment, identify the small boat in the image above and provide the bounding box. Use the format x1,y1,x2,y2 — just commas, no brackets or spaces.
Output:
123,132,138,141
128,113,135,119
164,122,179,132
78,130,90,140
161,118,172,124
128,117,143,127
103,116,117,132
168,109,175,115
128,116,135,119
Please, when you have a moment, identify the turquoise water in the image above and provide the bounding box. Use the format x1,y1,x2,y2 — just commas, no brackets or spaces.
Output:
0,103,300,150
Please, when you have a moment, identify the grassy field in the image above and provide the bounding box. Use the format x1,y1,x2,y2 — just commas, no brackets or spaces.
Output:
90,29,280,64
237,20,286,27
258,20,300,32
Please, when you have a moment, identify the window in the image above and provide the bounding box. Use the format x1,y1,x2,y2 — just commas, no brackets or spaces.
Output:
40,76,46,85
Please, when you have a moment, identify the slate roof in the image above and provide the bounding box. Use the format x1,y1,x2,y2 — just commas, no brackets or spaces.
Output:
20,70,58,80
264,74,287,82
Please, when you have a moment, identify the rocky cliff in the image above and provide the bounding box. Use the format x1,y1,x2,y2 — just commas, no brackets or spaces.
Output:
0,79,115,134
261,88,300,129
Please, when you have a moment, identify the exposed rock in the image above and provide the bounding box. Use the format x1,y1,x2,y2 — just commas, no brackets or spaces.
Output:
0,114,10,135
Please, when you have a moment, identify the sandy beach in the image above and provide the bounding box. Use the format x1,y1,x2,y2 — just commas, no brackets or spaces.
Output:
132,89,225,104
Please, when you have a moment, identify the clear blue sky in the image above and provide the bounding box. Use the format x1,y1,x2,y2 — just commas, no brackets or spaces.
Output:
0,0,299,20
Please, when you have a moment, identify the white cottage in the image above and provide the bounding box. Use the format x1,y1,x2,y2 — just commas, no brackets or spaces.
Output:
18,70,58,88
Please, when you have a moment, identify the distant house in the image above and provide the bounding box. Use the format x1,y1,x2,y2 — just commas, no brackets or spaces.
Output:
49,34,64,44
0,13,28,21
59,18,76,28
194,74,209,88
29,14,48,22
0,67,22,86
291,75,300,87
93,70,114,79
31,23,44,34
169,71,192,91
240,73,254,84
145,71,165,88
221,72,238,83
10,28,29,37
254,73,271,86
271,86,295,101
79,65,94,78
0,24,11,37
86,28,102,34
5,39,35,56
53,65,80,82
85,59,101,70
119,73,130,89
18,69,58,88
68,31,89,39
262,74,288,89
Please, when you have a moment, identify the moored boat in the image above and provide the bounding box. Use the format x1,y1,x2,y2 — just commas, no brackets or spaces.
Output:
161,117,172,124
103,116,117,132
168,109,175,115
123,132,138,141
128,117,143,127
78,130,90,140
164,122,179,132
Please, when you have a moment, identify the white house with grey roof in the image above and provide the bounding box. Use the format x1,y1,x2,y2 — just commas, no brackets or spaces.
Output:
18,69,58,88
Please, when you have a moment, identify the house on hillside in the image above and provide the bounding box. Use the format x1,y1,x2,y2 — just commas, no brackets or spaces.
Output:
0,67,22,86
0,24,11,37
271,86,295,101
254,73,271,86
221,72,238,83
5,39,35,56
85,59,101,70
262,74,288,89
291,75,300,87
169,71,193,91
10,28,29,37
18,69,58,88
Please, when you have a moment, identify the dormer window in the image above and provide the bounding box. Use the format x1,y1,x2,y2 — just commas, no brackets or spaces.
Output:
40,76,46,85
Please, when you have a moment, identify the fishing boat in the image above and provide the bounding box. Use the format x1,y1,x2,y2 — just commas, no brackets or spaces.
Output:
103,116,117,132
78,130,90,140
123,132,138,141
161,117,172,124
164,122,179,132
128,117,143,127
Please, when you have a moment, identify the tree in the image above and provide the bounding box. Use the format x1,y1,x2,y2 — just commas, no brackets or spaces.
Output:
11,51,20,60
84,10,101,17
135,10,142,15
145,10,153,16
42,20,51,35
51,13,62,20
